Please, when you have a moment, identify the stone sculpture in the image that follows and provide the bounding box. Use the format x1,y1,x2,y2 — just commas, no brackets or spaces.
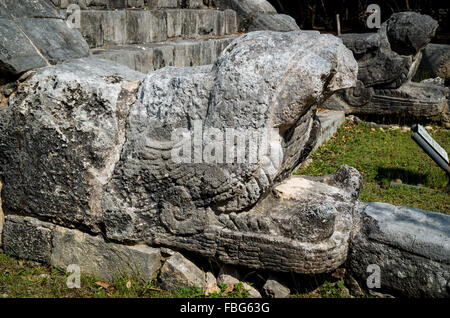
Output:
0,30,360,274
416,43,450,84
324,12,449,125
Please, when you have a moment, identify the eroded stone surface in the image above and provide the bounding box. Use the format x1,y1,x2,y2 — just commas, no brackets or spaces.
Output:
2,214,162,281
0,31,358,274
214,0,298,32
0,0,89,77
159,252,205,291
323,12,449,124
0,58,144,232
51,226,161,281
2,215,54,263
416,44,450,81
348,202,450,298
262,277,291,298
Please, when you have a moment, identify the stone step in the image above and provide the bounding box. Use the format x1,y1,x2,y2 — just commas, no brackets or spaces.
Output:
53,0,207,10
75,8,238,48
92,36,236,73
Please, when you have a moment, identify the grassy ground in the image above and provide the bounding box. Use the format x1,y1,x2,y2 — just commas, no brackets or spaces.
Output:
0,253,353,298
296,122,449,214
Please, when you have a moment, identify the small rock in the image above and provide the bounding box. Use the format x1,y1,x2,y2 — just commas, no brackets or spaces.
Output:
390,125,400,130
425,126,433,131
262,278,291,298
217,272,261,298
1,293,8,298
204,272,220,296
244,284,262,298
217,273,240,286
159,252,205,291
395,179,402,184
38,273,49,279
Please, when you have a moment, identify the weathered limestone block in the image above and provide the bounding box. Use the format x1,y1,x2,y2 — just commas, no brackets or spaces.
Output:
15,18,91,65
313,110,345,153
323,12,449,124
348,202,450,298
2,215,54,263
262,277,290,298
247,13,299,32
2,0,62,18
0,58,144,232
214,0,298,32
53,0,144,9
2,214,162,281
0,0,90,77
0,31,359,274
51,226,162,281
416,44,450,81
178,0,206,9
80,8,237,49
159,252,205,291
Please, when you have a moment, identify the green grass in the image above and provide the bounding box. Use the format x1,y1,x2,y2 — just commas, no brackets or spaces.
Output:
296,122,449,214
0,253,250,298
292,280,351,298
0,252,359,298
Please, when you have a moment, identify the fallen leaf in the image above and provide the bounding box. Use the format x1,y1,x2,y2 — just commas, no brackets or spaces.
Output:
126,281,132,289
95,281,110,290
221,284,234,297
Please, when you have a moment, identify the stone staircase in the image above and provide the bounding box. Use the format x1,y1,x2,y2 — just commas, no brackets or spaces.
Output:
55,0,239,73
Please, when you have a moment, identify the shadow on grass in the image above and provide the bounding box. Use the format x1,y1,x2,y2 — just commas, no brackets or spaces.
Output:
375,167,429,185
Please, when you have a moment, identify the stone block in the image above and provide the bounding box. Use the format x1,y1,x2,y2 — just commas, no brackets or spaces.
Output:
180,9,199,38
148,0,177,9
16,18,90,64
153,44,174,69
349,202,450,297
313,110,345,152
51,226,162,281
262,277,291,298
224,9,237,34
166,9,183,38
2,0,62,19
2,215,54,263
0,19,48,75
159,252,205,291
